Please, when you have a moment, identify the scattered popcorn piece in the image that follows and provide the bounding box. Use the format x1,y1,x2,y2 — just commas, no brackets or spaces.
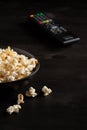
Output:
25,87,37,97
17,93,24,105
6,104,21,115
13,104,21,113
6,106,14,115
42,86,52,96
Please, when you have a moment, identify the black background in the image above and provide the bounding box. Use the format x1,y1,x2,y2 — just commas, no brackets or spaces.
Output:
0,0,87,130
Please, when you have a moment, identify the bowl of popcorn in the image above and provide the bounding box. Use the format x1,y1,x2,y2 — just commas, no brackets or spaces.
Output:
0,46,40,90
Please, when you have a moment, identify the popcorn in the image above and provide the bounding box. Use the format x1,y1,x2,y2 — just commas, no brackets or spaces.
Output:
13,105,21,113
17,93,24,105
11,71,18,77
6,104,21,115
6,106,14,115
27,64,35,71
7,76,15,81
6,86,53,115
42,86,52,96
26,87,37,97
0,46,38,83
28,58,38,67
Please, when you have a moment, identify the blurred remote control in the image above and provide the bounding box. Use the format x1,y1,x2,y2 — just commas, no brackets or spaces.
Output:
27,11,80,45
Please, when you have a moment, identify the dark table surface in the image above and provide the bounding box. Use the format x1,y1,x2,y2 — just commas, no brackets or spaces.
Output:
0,0,87,130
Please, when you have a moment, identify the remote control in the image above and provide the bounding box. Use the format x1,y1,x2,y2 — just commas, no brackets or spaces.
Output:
27,11,80,45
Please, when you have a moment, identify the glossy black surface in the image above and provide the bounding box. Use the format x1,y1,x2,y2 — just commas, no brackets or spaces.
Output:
0,0,87,130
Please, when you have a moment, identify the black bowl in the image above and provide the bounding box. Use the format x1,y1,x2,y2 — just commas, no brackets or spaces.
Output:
0,48,40,92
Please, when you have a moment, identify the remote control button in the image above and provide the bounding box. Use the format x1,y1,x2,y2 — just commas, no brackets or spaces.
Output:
39,21,43,24
63,36,74,40
30,14,34,18
46,20,49,23
43,20,47,24
36,12,44,16
42,20,50,24
50,26,62,34
59,26,67,32
40,12,44,16
49,19,53,22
